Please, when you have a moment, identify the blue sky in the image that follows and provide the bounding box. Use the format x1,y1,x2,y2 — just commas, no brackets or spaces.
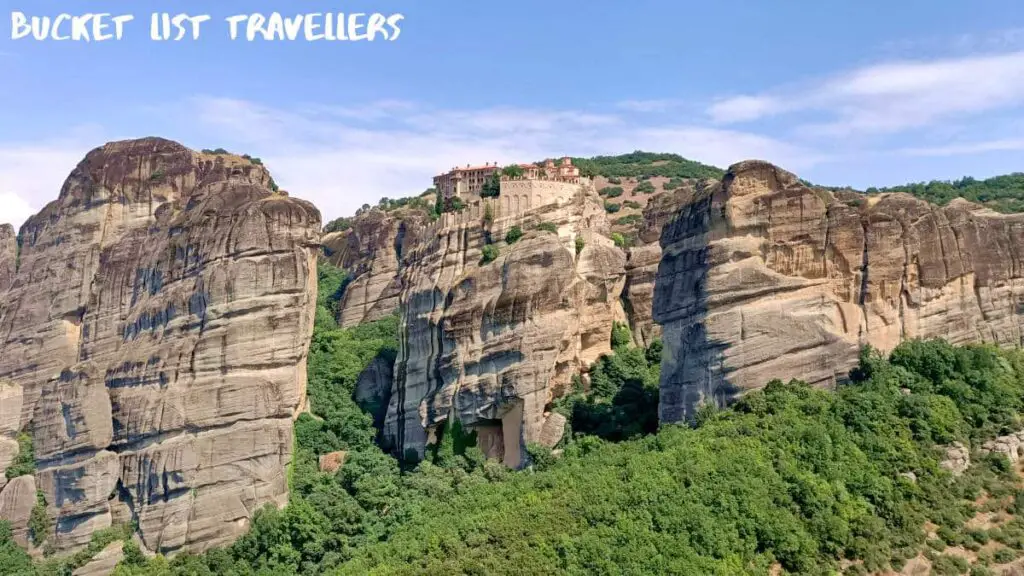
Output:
1,0,1023,227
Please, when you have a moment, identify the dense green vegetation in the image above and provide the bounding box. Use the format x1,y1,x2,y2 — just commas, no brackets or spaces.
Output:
505,226,523,244
5,433,34,479
634,180,656,194
614,214,642,227
572,151,725,180
663,177,686,190
536,222,558,234
868,173,1024,213
10,257,1024,575
604,201,621,213
598,186,624,198
480,244,499,264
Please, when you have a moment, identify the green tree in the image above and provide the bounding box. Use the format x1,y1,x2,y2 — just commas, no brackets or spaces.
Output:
481,173,501,198
501,164,525,178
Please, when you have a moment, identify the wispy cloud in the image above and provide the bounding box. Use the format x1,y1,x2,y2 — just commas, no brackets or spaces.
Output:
897,138,1024,157
708,50,1024,137
0,127,105,229
615,99,686,113
178,96,824,221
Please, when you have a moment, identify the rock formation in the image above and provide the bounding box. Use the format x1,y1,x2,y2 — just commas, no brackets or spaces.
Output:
623,181,707,347
323,206,431,328
654,160,1024,422
384,179,628,467
0,138,320,555
0,224,16,294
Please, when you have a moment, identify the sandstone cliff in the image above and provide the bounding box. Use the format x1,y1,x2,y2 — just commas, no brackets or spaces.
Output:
322,206,431,328
0,224,16,294
622,181,708,348
384,180,628,467
654,161,1024,422
0,138,320,555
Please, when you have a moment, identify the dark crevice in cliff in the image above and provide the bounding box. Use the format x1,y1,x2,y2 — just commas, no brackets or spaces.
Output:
898,218,911,341
857,218,870,337
822,205,832,276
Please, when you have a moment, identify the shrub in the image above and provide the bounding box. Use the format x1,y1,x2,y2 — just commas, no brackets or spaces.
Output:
505,226,523,244
483,202,494,225
443,197,466,213
994,548,1017,563
931,554,969,575
634,181,656,194
664,177,685,190
604,202,621,213
599,186,624,198
481,244,499,264
6,433,33,479
28,492,49,546
610,322,632,348
323,217,353,234
575,235,585,255
623,200,641,210
526,443,556,471
615,214,642,226
607,177,621,184
536,222,558,234
611,232,627,248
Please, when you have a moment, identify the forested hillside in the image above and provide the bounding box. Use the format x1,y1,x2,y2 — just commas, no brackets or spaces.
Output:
570,151,726,180
5,260,1024,575
867,174,1024,214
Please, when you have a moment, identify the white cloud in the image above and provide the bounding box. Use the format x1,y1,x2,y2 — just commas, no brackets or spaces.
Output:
615,99,685,113
897,138,1024,157
0,131,101,229
708,50,1024,136
0,97,830,228
178,97,824,221
0,193,35,231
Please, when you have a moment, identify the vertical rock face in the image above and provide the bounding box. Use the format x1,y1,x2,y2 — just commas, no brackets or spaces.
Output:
654,160,1024,422
0,138,320,554
622,182,709,347
323,207,431,327
0,224,16,293
384,182,627,467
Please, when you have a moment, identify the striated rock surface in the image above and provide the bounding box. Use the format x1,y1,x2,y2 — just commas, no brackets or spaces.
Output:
72,540,124,576
654,160,1024,422
323,207,431,327
0,475,36,546
385,180,627,467
0,138,320,554
0,224,16,293
623,182,708,347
